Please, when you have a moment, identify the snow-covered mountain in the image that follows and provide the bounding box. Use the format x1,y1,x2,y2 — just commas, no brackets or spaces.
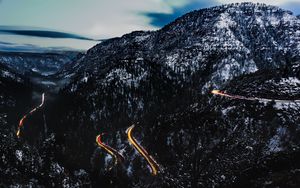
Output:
56,2,300,139
62,2,300,92
1,2,300,187
45,2,300,187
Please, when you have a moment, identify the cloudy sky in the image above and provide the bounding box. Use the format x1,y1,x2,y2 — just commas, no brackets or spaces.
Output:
0,0,299,51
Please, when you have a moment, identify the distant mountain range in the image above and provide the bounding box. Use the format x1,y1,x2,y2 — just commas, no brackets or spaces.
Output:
0,41,80,53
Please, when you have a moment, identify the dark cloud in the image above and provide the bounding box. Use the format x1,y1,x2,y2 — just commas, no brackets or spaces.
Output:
0,26,100,41
142,1,217,27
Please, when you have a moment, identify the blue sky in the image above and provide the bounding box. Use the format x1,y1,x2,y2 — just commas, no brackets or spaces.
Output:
0,0,299,50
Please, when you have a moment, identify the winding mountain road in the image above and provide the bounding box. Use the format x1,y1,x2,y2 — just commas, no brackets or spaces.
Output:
126,125,160,176
211,90,300,103
16,93,45,138
96,133,124,170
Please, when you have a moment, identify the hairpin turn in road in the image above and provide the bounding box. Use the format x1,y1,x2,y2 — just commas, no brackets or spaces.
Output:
96,133,125,170
126,125,160,176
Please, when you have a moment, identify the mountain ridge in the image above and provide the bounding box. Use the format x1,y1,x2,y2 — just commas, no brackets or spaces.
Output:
48,2,300,187
1,2,300,187
61,2,300,93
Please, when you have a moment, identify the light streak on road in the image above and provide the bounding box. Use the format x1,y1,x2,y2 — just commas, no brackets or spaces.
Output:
96,133,124,170
126,124,160,176
211,90,300,103
16,93,45,138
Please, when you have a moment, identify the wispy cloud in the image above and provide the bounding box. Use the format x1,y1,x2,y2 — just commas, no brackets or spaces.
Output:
0,0,299,51
0,26,99,41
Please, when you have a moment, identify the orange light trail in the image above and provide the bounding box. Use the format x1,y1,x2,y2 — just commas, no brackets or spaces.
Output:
96,133,124,170
211,90,300,103
126,124,160,176
211,90,244,99
16,93,45,138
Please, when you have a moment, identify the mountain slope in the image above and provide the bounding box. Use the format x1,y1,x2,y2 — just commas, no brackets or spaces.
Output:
10,2,300,187
62,2,300,91
0,63,92,187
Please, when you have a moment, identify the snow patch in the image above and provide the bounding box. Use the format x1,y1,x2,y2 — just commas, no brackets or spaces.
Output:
134,34,150,42
215,13,236,29
104,154,112,167
274,102,300,110
166,53,179,69
74,169,88,177
279,77,300,86
15,150,23,162
127,165,133,176
267,127,287,153
268,15,280,26
105,68,147,87
51,162,64,174
41,81,57,86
